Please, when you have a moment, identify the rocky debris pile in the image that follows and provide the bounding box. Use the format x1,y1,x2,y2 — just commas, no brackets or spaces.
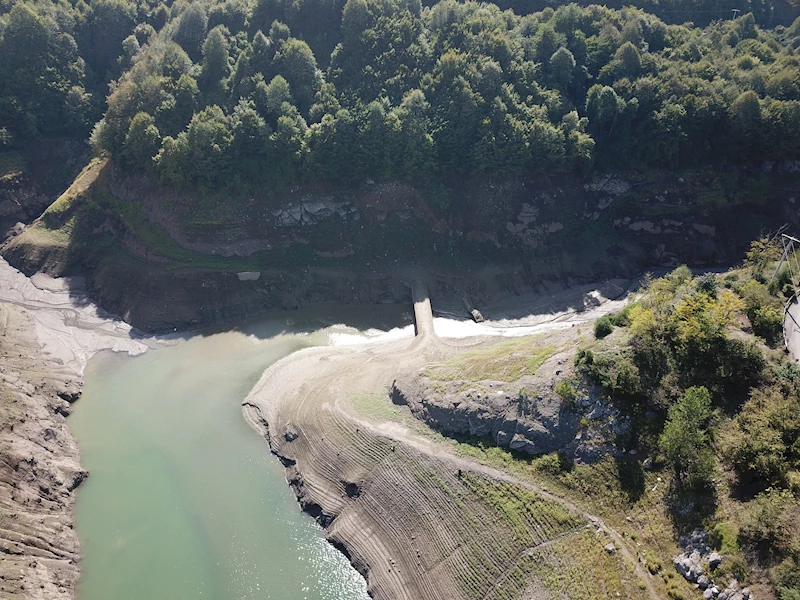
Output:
570,396,630,463
612,217,716,237
673,529,753,600
273,197,359,227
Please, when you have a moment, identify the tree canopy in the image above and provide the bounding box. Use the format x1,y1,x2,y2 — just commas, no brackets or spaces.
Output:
2,0,799,189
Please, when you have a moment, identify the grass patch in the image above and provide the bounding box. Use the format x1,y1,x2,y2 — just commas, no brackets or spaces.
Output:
710,519,741,555
16,220,74,248
29,159,312,273
347,391,415,425
527,528,651,600
413,433,683,597
461,473,582,544
425,337,557,383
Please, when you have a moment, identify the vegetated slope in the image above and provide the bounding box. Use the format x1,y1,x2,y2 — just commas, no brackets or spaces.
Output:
94,0,800,193
393,240,800,600
2,0,800,334
4,151,798,333
571,246,800,600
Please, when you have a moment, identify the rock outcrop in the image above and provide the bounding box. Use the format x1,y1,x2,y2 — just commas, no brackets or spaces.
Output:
391,343,629,462
673,529,754,600
0,303,84,599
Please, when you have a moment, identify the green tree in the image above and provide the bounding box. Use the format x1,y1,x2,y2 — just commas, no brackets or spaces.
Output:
174,4,208,61
78,0,137,79
613,41,642,78
725,386,800,491
549,47,576,91
586,85,626,132
274,38,320,114
155,74,199,137
154,134,189,185
123,111,160,170
396,89,434,175
730,90,763,157
658,386,716,492
201,25,231,95
230,99,271,182
184,105,233,187
342,0,370,41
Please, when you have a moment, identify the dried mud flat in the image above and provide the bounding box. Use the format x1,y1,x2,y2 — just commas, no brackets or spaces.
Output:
244,282,665,600
0,258,148,599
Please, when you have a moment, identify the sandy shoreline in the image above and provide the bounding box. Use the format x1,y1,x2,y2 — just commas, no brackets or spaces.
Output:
241,280,653,600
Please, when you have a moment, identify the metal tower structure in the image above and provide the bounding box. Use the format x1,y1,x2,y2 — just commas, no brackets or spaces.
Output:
772,234,800,289
776,234,800,360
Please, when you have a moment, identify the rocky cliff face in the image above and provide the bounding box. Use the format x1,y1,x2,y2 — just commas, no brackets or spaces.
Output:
3,161,799,333
391,339,630,463
0,303,84,599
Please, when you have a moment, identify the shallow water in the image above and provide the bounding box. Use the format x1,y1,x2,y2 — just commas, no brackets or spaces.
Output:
69,306,413,600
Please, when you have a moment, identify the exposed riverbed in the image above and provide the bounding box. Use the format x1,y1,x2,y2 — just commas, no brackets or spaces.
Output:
68,307,414,600
0,256,638,599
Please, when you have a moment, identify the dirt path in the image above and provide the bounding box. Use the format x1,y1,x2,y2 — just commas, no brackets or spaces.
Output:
245,279,663,600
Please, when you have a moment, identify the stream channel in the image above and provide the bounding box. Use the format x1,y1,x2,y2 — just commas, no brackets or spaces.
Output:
69,305,415,600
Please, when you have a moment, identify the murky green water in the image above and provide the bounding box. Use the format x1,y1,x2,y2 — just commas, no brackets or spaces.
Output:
70,306,412,600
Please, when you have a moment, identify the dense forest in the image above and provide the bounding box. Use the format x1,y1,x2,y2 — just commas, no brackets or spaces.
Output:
1,0,799,192
584,246,800,600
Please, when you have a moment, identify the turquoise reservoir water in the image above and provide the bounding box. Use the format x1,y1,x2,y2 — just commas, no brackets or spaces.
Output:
69,307,411,600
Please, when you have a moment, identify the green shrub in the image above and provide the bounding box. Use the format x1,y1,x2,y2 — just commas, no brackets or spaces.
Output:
581,349,641,398
751,304,783,346
739,489,797,561
609,303,636,327
594,316,614,339
574,348,594,367
740,279,784,345
696,273,718,297
667,265,693,289
555,380,578,403
725,386,800,491
658,386,716,492
768,266,792,296
533,451,573,475
776,557,800,600
777,361,800,383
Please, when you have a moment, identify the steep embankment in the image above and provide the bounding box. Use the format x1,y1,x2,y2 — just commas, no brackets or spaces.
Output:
243,282,668,600
4,159,799,333
0,259,149,599
0,141,91,240
0,303,83,599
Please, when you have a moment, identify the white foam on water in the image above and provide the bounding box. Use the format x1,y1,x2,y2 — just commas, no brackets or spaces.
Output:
327,323,415,346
